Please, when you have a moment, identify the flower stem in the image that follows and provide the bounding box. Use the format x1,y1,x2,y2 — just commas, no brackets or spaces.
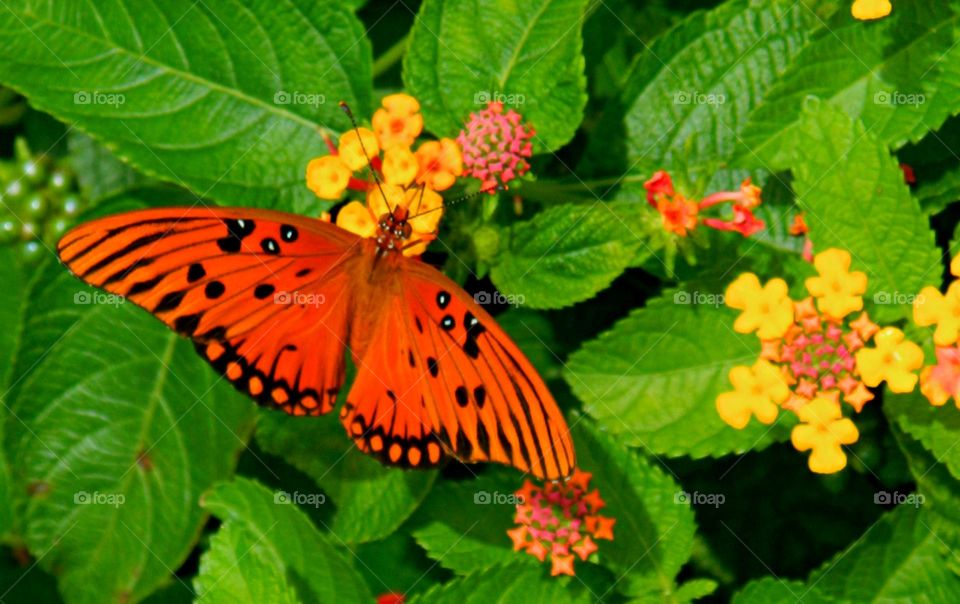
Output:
373,34,409,79
521,174,649,202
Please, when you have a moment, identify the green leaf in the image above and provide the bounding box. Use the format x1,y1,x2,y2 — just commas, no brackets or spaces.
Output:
917,164,960,214
410,469,532,575
0,0,372,212
6,267,255,604
736,1,960,170
403,0,588,151
791,100,940,322
732,578,828,604
564,291,794,459
407,563,593,604
893,426,960,554
489,202,658,309
67,133,152,204
571,419,697,599
198,477,373,603
885,389,960,482
808,506,960,603
672,578,719,603
0,248,26,536
255,411,436,544
620,0,817,191
195,522,300,604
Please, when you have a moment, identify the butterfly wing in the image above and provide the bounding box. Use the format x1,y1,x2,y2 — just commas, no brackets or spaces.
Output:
58,206,361,416
341,259,576,481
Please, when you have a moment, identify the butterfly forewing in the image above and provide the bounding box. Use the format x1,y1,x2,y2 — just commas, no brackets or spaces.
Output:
58,207,361,416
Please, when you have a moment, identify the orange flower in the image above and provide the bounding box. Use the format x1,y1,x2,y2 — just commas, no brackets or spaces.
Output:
415,139,463,191
643,170,766,238
372,93,423,149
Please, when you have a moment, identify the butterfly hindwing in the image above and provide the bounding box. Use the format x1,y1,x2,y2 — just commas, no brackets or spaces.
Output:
341,260,576,481
340,298,447,470
58,206,361,416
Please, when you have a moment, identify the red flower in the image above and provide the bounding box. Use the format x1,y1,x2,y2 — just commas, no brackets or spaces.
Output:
642,170,766,238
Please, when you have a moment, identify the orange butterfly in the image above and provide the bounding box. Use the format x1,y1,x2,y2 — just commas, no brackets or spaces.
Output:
57,203,575,480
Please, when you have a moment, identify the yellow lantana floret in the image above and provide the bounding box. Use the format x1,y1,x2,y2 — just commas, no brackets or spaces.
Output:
855,327,923,392
306,155,351,200
852,0,891,21
716,359,790,429
382,147,418,186
791,397,859,474
373,93,423,149
338,127,380,171
914,282,960,346
725,273,794,340
804,248,867,320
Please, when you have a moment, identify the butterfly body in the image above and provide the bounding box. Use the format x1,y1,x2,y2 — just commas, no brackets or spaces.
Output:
58,206,575,480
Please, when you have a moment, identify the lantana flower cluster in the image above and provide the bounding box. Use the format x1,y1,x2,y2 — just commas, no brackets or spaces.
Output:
305,94,463,256
914,255,960,407
457,101,534,191
718,248,923,473
507,470,615,577
643,170,765,238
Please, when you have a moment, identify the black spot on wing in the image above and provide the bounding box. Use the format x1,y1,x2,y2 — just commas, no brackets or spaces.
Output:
174,313,202,335
281,225,298,242
154,290,186,313
254,284,275,299
204,281,225,299
127,276,163,297
187,263,206,283
455,386,468,407
261,238,280,255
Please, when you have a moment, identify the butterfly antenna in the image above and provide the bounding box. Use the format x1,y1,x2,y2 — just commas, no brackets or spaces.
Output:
407,183,504,221
414,182,428,216
339,101,393,214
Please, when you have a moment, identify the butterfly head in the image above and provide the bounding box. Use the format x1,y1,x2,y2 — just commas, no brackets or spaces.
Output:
375,206,413,254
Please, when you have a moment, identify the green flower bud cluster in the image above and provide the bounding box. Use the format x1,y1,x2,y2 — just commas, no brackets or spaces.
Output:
0,138,83,262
